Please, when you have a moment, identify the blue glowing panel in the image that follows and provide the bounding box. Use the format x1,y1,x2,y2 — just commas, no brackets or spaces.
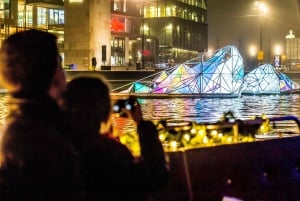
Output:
156,45,244,94
133,82,152,93
200,46,244,94
277,72,299,91
242,64,281,94
152,64,195,93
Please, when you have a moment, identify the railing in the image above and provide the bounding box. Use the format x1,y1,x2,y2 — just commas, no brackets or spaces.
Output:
155,115,300,151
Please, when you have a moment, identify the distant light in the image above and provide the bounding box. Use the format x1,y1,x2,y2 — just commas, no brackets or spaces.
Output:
183,134,190,141
143,24,149,32
286,30,295,39
69,0,83,3
166,24,173,30
254,1,269,16
258,3,268,15
273,44,282,55
248,45,257,57
170,141,178,149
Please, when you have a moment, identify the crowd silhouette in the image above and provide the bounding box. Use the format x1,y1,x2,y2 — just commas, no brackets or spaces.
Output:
0,29,169,201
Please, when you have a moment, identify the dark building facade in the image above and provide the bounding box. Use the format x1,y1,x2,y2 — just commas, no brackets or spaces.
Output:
142,0,208,64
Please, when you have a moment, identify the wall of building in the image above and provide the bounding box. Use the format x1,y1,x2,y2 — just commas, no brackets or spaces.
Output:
286,37,300,70
64,0,110,70
90,0,111,67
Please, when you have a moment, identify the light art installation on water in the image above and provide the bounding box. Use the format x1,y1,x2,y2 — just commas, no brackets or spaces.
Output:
242,64,300,94
120,45,299,96
189,45,244,94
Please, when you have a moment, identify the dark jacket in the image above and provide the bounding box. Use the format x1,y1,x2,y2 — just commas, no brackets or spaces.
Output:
0,95,83,201
70,120,169,201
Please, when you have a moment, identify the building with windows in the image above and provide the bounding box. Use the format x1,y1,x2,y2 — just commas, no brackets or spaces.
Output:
64,0,208,69
142,0,208,65
0,0,208,70
285,30,300,70
0,0,64,51
64,0,111,69
110,0,141,68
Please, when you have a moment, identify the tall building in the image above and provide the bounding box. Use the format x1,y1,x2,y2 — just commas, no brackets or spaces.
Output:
0,0,208,70
64,0,208,69
142,0,208,65
110,0,141,68
64,0,110,69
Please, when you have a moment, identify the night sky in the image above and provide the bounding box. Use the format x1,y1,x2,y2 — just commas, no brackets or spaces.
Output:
207,0,300,65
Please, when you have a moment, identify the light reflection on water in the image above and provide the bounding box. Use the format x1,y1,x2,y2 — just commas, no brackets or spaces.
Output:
139,94,300,123
0,93,8,126
0,93,299,126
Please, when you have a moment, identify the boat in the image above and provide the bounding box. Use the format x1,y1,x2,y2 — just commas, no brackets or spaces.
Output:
119,114,300,201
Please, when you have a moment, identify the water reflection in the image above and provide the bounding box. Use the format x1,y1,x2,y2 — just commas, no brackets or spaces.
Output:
140,94,300,123
0,93,8,126
0,93,299,127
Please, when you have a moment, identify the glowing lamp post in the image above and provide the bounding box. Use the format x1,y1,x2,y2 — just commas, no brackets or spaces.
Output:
254,1,268,64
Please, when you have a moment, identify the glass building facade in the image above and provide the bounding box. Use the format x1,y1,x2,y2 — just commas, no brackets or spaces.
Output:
142,0,208,64
0,0,208,69
0,0,64,52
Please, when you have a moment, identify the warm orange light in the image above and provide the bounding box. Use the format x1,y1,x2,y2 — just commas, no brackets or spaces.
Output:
111,17,125,32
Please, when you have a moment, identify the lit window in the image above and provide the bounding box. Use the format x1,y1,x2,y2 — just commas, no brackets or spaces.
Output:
37,7,47,27
114,0,121,11
150,6,156,17
166,7,171,16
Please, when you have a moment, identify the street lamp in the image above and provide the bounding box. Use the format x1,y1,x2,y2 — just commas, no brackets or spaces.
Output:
254,1,268,64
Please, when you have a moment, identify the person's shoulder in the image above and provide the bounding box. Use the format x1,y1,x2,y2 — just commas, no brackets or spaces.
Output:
1,116,73,154
96,134,134,159
97,134,127,149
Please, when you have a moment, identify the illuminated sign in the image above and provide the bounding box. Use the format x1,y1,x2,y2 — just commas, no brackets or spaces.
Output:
111,17,125,32
257,50,264,60
141,49,150,56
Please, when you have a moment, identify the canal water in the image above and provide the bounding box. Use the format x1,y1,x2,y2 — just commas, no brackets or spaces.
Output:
61,71,300,124
139,94,300,123
0,93,299,126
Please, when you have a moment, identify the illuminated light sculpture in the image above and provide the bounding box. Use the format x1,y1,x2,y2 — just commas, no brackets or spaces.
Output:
125,45,244,96
119,45,299,96
191,45,244,94
131,82,152,93
119,82,152,93
152,63,197,94
150,45,244,95
242,64,299,95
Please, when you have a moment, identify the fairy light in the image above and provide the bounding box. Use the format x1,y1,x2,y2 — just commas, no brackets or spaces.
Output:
226,136,233,143
211,130,218,137
183,133,190,141
159,133,167,142
198,129,205,136
203,136,208,144
190,128,196,134
170,140,178,150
